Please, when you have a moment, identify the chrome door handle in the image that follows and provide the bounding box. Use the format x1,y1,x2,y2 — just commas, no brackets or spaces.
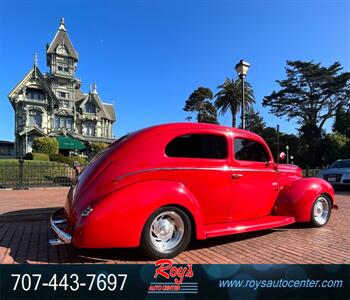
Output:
232,174,243,179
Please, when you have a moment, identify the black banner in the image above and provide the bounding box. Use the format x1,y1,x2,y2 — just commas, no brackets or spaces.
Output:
0,263,349,299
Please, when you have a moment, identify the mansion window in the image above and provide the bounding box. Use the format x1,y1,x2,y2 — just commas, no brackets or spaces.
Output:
55,116,73,130
26,89,45,101
62,100,70,108
58,91,69,99
85,101,96,113
28,134,40,150
83,121,95,136
57,65,69,73
28,109,42,127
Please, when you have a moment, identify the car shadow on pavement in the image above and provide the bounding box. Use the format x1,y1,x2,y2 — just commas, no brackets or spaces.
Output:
188,230,273,251
0,207,302,264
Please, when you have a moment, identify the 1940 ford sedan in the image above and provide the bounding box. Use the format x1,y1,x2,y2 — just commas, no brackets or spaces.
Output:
49,123,336,258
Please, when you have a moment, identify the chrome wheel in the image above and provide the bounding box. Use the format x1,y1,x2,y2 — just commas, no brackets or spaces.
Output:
149,211,185,252
313,196,330,226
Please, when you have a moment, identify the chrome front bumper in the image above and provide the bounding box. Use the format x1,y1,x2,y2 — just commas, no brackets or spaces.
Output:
49,208,72,246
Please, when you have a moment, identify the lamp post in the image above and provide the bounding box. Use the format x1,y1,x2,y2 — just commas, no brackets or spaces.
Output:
235,59,250,130
286,145,289,164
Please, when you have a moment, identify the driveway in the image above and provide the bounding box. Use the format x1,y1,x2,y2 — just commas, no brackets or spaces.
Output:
0,188,349,264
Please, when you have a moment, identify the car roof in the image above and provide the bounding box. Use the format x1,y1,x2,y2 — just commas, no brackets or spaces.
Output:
136,122,263,140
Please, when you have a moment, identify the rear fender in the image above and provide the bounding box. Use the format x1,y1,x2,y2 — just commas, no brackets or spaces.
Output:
274,178,335,222
72,180,206,248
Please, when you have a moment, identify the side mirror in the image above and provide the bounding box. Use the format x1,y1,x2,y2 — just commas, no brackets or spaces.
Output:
279,152,286,161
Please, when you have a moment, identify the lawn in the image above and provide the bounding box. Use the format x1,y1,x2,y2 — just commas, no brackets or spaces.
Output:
0,159,75,188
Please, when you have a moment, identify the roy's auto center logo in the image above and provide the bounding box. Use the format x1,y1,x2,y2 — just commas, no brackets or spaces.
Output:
148,259,198,294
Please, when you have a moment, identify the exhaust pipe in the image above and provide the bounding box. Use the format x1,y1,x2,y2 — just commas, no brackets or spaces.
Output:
49,238,65,246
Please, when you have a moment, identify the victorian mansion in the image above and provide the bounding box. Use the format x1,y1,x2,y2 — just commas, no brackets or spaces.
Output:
8,18,116,157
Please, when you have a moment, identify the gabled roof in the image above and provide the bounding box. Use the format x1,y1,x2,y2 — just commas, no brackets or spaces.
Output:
47,18,78,60
19,126,47,137
73,89,86,101
103,103,116,121
75,91,116,122
8,65,57,104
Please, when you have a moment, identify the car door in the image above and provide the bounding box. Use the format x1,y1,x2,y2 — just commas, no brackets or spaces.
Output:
228,136,279,222
164,131,232,225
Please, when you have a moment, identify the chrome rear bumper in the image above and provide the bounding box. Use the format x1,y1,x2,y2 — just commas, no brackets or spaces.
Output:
49,208,72,246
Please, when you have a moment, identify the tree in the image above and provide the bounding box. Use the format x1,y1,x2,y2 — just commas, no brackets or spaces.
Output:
90,142,109,154
260,127,300,165
215,78,255,127
197,101,218,124
183,87,218,124
320,132,349,166
244,108,266,134
333,107,350,138
32,137,59,155
263,60,350,132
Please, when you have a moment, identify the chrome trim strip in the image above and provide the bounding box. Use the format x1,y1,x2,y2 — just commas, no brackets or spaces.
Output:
52,219,66,225
49,210,71,245
49,238,65,246
114,166,277,182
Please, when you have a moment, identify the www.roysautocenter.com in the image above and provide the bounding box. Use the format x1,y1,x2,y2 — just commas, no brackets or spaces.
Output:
219,278,343,290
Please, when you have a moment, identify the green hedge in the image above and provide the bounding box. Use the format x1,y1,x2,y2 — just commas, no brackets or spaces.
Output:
24,152,50,161
32,137,59,155
49,153,86,165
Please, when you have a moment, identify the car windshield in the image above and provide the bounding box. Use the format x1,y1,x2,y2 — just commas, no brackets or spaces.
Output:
330,160,350,168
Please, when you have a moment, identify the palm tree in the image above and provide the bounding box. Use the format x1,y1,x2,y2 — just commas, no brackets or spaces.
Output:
215,78,255,127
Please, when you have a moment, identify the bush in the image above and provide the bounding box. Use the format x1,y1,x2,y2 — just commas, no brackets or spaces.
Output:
49,153,87,165
32,137,59,155
24,152,49,161
49,153,68,164
90,142,108,154
70,155,87,165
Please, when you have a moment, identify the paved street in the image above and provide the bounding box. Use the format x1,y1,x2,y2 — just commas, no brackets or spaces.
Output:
0,188,349,264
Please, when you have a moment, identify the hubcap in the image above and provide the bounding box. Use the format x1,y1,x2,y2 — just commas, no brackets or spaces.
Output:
313,197,329,225
150,211,184,252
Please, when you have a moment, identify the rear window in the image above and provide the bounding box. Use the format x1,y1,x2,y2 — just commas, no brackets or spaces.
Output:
165,134,227,159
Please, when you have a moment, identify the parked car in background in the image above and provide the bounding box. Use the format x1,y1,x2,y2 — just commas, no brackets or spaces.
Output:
49,123,337,259
317,159,350,186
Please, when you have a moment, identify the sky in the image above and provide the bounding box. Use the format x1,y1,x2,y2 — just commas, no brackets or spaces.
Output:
0,0,349,141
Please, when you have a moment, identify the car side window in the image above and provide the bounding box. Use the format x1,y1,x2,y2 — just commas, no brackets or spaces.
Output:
165,134,227,159
234,138,270,162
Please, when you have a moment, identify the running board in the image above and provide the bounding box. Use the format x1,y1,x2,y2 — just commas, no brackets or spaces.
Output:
205,215,295,238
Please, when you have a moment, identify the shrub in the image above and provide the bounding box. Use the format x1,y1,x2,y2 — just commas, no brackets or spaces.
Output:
32,137,59,155
49,153,69,164
70,156,87,165
24,152,49,161
49,153,87,165
90,142,108,154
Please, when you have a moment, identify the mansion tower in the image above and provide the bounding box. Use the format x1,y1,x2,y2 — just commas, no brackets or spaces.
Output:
8,18,116,157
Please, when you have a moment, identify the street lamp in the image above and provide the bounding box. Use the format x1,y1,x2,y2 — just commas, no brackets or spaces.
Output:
235,59,250,130
285,145,289,164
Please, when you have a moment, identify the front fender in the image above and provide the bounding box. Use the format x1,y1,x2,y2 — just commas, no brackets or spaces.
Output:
274,178,335,222
72,180,206,248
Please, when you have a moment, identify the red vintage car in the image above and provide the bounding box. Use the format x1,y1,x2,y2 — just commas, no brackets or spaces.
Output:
49,123,336,259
